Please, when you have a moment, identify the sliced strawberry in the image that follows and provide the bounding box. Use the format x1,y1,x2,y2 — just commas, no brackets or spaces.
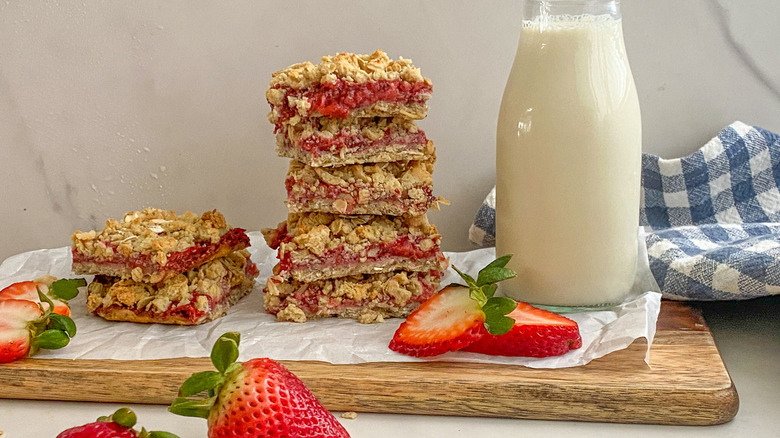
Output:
0,299,43,363
0,280,71,316
463,302,583,357
0,292,78,363
389,285,486,357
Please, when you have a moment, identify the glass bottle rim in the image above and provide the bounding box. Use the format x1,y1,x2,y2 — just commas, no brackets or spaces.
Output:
522,0,620,20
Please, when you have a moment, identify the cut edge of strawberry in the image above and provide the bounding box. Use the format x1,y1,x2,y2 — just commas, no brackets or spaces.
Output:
389,285,486,357
0,284,80,362
0,278,84,317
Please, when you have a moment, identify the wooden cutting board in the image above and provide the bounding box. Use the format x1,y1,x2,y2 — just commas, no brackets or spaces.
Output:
0,301,737,426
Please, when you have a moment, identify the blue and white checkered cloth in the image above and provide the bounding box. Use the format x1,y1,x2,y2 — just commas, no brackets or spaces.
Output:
469,121,780,300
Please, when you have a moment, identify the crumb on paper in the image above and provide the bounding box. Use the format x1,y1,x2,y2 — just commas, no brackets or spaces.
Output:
341,411,358,420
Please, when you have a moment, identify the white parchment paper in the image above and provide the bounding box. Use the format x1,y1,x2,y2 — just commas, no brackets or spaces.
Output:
0,232,661,368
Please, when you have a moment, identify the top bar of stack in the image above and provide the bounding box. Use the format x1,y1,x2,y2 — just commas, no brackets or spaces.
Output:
266,50,435,167
263,50,447,324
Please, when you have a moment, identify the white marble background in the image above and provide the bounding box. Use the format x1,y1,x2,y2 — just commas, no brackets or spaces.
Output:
1,0,778,261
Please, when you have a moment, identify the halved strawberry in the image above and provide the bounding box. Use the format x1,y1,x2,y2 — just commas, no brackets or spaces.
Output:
0,280,70,316
389,285,486,357
0,299,43,363
389,255,519,357
0,292,78,363
389,254,583,359
463,302,583,357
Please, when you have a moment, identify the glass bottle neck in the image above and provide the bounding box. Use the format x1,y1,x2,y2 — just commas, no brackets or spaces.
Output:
522,0,621,21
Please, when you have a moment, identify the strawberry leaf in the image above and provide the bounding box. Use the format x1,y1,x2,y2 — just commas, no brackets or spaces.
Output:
147,431,182,438
483,296,516,315
452,266,477,289
36,286,55,317
168,396,215,419
47,313,76,337
481,284,498,300
34,329,71,350
211,332,240,374
482,297,517,335
110,407,138,428
178,370,224,397
483,314,515,336
468,288,487,306
484,254,513,270
50,278,86,300
451,255,519,336
476,266,516,287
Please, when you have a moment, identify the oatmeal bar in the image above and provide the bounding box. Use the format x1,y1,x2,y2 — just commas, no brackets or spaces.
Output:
266,50,432,125
264,269,442,323
86,249,259,325
71,208,250,284
275,117,434,167
262,212,447,283
285,159,440,216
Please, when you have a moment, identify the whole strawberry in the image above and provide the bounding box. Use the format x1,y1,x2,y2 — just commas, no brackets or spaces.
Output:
169,332,350,438
57,407,179,438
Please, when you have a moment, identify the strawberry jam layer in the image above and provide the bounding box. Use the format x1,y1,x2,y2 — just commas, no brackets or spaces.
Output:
293,127,428,155
72,228,250,282
97,293,209,325
162,293,210,323
278,236,445,280
285,181,436,215
272,79,432,123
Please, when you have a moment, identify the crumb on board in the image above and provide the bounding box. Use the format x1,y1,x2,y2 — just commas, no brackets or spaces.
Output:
341,411,358,420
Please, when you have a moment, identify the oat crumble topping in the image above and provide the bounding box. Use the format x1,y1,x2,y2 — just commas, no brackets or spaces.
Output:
268,50,429,91
271,212,440,257
288,160,433,192
276,116,420,142
72,208,233,261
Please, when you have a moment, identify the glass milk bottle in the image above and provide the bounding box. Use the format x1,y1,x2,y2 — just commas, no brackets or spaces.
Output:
495,0,641,306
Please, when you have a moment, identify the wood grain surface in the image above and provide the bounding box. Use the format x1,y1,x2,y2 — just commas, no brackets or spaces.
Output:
0,301,738,425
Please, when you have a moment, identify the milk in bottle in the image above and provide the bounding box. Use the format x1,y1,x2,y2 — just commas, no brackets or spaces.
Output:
495,0,641,306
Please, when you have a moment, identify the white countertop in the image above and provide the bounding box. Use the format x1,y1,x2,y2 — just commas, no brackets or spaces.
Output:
1,296,777,437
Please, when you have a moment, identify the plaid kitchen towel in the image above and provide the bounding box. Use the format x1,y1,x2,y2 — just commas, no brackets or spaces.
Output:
469,121,780,300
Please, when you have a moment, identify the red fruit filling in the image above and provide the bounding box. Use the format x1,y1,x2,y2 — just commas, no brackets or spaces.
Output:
285,179,436,215
72,228,249,279
290,126,428,157
272,79,432,124
277,236,443,275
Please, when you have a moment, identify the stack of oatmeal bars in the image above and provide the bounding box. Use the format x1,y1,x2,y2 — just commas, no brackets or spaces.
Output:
262,50,447,323
71,208,259,325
